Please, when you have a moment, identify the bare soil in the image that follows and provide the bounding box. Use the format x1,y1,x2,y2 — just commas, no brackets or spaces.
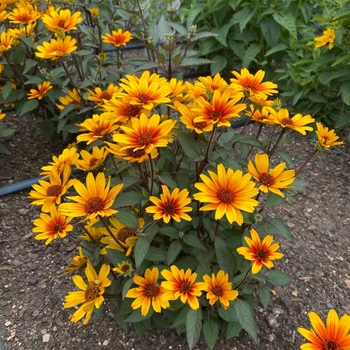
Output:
0,113,349,350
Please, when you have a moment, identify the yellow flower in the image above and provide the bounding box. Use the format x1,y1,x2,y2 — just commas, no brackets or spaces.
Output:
35,36,77,60
193,164,259,225
102,97,145,123
273,108,314,135
298,309,350,349
59,172,123,221
56,88,82,110
245,105,276,124
314,28,336,50
168,78,190,103
230,68,278,98
87,84,121,105
8,2,40,25
200,270,239,309
42,8,83,33
114,113,176,154
27,81,52,100
236,229,284,274
64,247,90,274
102,28,132,47
74,146,109,172
64,261,111,324
28,165,76,213
192,90,246,128
161,265,205,310
105,142,158,163
76,113,120,145
197,73,229,94
113,261,133,276
0,109,5,121
79,217,105,242
32,205,73,245
0,31,13,52
126,267,170,316
0,8,9,22
315,122,344,150
89,8,99,17
184,80,207,100
247,153,295,197
146,185,192,223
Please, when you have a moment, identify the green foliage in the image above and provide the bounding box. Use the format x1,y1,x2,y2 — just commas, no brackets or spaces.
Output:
0,118,15,154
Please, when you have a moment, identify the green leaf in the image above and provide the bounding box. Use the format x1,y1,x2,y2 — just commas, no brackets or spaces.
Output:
258,286,271,309
113,192,142,208
264,191,285,208
114,208,139,228
226,321,242,340
186,308,202,350
105,248,130,266
0,143,10,154
133,62,160,72
214,236,238,277
2,83,13,100
177,133,202,158
242,44,262,68
169,21,187,36
180,57,213,67
19,99,39,115
158,226,179,239
134,236,150,269
171,305,189,328
210,55,227,75
257,218,293,242
233,299,258,342
259,17,280,47
183,233,207,252
145,246,167,262
213,23,231,46
121,278,133,300
340,81,350,105
167,240,183,265
203,318,220,350
333,1,350,20
275,150,293,166
218,303,237,322
232,6,256,32
158,171,178,189
266,271,291,286
125,308,154,323
265,43,288,57
193,31,218,41
273,12,297,39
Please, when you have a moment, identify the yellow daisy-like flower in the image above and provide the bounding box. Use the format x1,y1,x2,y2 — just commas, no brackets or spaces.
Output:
197,73,229,94
117,72,172,110
87,84,121,105
273,108,315,135
8,2,40,25
56,88,82,110
32,205,73,245
245,105,276,124
0,109,5,121
192,90,246,128
236,229,283,274
230,68,278,98
35,36,77,60
59,172,124,221
28,166,76,213
247,153,295,197
249,95,274,108
0,8,9,22
64,247,90,274
64,261,111,324
102,28,132,47
161,265,205,310
315,122,344,150
89,8,99,17
168,78,190,103
200,270,239,309
146,185,192,223
114,113,176,154
8,22,36,43
74,146,109,172
79,217,105,242
40,147,79,178
27,81,52,100
126,267,170,316
113,261,133,276
42,8,83,33
100,216,143,256
76,113,120,145
184,80,207,100
0,31,13,52
193,164,259,225
298,309,350,350
314,28,336,50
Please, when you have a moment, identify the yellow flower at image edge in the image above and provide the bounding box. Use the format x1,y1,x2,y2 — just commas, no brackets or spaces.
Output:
59,172,123,221
316,122,344,150
64,261,111,324
314,28,336,50
35,36,77,60
193,163,259,225
236,229,283,274
126,267,170,316
146,185,192,223
161,265,205,310
298,309,350,349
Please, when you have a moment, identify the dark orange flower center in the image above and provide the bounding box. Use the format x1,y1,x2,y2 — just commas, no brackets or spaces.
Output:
144,283,160,298
210,110,222,121
85,281,100,301
126,148,146,159
120,263,131,272
89,158,98,167
57,19,66,28
100,91,112,100
46,185,62,197
117,228,136,242
180,282,191,293
51,223,63,234
212,285,224,297
112,35,124,44
85,197,104,214
93,126,106,136
256,249,268,260
124,104,141,118
164,203,176,215
193,121,208,129
217,188,234,203
244,82,258,90
323,340,340,350
281,118,293,125
137,132,153,146
138,93,151,104
259,172,274,187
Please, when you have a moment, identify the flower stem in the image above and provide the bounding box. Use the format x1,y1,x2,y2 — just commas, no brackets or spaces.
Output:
98,215,124,251
233,266,252,290
267,128,286,157
295,149,319,177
